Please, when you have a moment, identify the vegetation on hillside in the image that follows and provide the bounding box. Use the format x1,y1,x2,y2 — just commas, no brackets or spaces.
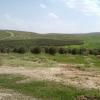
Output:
1,30,100,49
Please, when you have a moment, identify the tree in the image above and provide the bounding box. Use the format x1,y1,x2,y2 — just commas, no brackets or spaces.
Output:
0,48,10,53
88,49,94,55
79,48,84,55
58,48,66,54
93,49,99,56
48,47,57,55
18,47,26,54
31,47,41,54
13,47,26,54
71,48,77,55
44,47,49,54
13,48,19,53
67,48,72,54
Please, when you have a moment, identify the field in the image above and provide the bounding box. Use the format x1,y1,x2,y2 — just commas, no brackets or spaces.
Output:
0,30,100,100
0,53,100,100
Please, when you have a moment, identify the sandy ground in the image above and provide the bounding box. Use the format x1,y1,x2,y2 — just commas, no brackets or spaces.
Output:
0,89,39,100
0,64,100,89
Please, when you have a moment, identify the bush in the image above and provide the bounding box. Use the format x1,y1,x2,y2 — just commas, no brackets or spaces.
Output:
18,47,26,54
79,48,84,55
44,47,49,54
48,47,57,55
93,49,100,56
58,48,66,54
88,49,94,55
67,48,72,54
13,47,26,54
13,48,19,53
31,47,41,54
71,48,78,55
0,48,10,53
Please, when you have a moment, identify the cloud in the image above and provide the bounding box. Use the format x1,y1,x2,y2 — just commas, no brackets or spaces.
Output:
65,0,100,16
0,14,31,31
0,13,80,33
49,12,59,19
40,4,46,8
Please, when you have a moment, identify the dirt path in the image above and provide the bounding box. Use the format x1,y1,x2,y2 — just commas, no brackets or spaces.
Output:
0,31,14,40
0,65,100,89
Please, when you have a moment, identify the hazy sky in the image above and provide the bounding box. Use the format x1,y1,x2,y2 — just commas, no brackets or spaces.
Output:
0,0,100,33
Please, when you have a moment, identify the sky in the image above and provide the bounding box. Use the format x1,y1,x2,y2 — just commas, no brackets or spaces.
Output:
0,0,100,33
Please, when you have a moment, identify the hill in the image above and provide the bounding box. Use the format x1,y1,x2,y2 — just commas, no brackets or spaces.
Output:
0,30,100,48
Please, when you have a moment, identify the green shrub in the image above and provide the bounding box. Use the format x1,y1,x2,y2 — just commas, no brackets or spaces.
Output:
67,48,72,54
58,48,66,54
48,47,57,55
44,47,49,54
31,47,41,54
71,48,78,55
13,48,19,53
18,47,26,54
0,48,10,53
13,47,26,54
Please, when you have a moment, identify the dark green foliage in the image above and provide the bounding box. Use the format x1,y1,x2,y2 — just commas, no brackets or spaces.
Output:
18,47,26,54
79,48,84,55
48,47,57,55
44,47,49,54
0,39,84,49
93,49,100,55
0,48,10,53
67,48,72,54
71,48,78,55
31,47,41,54
89,49,94,55
58,48,66,54
78,48,89,55
13,48,19,53
13,47,26,54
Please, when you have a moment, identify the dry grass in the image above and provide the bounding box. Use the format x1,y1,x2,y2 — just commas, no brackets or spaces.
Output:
0,89,39,100
0,64,99,89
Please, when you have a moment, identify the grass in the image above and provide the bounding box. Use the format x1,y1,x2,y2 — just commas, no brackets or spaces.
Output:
0,74,99,100
0,53,100,70
0,53,57,68
0,30,100,100
0,31,11,40
1,30,100,48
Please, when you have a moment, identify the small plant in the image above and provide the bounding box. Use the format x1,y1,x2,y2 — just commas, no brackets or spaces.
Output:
84,58,94,68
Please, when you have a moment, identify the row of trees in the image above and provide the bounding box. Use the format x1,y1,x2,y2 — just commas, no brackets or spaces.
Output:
0,47,100,56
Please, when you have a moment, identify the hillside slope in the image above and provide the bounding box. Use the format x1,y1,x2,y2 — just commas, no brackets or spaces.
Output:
0,30,39,40
0,30,100,48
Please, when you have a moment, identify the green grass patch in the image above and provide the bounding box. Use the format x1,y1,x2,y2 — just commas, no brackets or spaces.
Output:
0,74,99,100
0,53,100,70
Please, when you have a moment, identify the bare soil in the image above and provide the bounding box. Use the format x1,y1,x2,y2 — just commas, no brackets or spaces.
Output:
0,64,99,89
0,89,39,100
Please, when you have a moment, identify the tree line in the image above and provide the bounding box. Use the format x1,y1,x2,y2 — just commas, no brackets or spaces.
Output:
0,47,100,56
0,39,84,49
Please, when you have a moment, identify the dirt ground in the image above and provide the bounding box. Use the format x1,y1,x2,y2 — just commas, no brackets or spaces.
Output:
0,89,38,100
0,64,100,89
